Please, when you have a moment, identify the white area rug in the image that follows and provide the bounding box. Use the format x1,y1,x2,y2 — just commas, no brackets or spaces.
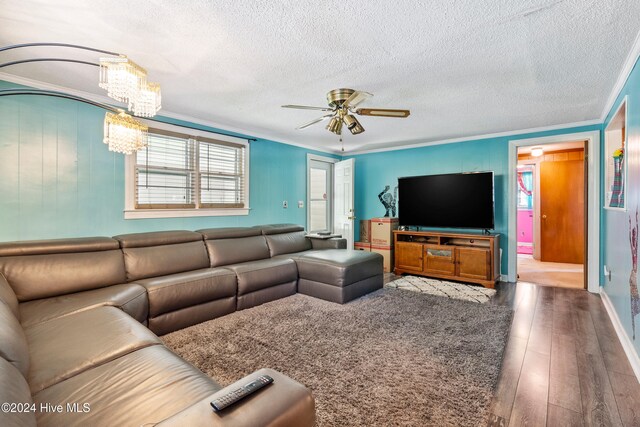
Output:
385,275,496,303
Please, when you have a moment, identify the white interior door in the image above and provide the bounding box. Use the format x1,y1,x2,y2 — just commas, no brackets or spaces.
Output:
307,159,333,232
333,158,355,248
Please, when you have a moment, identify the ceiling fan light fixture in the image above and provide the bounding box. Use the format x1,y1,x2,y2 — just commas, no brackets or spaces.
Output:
344,114,365,135
327,117,343,135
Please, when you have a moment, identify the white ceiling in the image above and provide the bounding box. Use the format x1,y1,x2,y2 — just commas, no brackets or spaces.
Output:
1,0,639,153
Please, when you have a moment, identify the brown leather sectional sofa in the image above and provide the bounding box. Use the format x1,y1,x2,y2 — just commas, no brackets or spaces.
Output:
0,224,383,427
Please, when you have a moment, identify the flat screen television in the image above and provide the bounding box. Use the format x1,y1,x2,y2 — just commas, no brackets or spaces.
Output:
398,171,495,230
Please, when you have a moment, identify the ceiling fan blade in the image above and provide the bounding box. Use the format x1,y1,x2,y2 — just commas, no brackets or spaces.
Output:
282,104,333,111
343,91,372,108
356,108,410,118
296,114,334,130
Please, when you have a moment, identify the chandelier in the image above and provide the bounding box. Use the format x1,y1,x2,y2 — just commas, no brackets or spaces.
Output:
0,43,161,154
104,111,149,154
98,56,161,117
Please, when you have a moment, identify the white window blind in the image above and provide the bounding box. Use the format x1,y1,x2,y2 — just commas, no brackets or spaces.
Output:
134,128,247,210
198,139,246,208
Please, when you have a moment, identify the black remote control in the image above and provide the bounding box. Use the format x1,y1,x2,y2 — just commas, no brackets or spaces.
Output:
210,375,274,412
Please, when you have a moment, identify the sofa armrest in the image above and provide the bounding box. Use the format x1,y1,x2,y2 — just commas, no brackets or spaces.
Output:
309,237,347,250
156,368,315,427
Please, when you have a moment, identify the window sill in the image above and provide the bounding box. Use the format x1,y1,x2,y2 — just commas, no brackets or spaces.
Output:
124,208,251,219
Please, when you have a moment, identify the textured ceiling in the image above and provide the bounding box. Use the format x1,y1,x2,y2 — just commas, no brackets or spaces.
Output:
0,0,639,153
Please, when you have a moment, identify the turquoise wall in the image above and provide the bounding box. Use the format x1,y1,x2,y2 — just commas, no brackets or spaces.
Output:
348,124,600,276
0,81,335,241
602,55,640,354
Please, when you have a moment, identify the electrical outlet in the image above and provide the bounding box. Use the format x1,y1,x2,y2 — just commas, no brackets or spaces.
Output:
282,200,288,208
298,201,304,208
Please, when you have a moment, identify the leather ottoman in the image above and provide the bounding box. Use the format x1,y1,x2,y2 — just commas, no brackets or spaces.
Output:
294,250,384,304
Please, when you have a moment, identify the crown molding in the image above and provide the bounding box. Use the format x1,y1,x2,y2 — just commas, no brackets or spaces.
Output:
601,28,640,121
0,72,338,155
343,119,601,156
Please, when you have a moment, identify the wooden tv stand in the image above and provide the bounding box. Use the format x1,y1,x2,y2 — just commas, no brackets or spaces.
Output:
393,230,500,288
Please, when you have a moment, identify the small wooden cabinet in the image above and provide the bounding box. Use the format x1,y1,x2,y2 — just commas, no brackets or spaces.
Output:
394,231,500,288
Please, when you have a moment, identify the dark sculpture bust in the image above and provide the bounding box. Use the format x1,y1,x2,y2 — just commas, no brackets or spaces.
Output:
378,185,398,217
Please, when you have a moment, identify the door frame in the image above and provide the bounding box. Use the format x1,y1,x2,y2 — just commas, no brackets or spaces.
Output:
306,154,338,232
507,131,600,293
516,162,539,259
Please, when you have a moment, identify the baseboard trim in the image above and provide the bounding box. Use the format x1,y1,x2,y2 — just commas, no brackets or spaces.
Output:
600,289,640,381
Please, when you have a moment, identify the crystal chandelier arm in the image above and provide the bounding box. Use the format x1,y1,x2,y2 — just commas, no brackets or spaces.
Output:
0,43,120,56
0,89,120,112
0,58,99,69
0,89,257,142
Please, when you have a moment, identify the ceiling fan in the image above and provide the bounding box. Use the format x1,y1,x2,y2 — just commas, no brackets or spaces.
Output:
282,88,410,136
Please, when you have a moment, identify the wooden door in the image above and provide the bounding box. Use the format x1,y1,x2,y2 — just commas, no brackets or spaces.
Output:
395,242,424,272
540,159,585,263
457,247,490,280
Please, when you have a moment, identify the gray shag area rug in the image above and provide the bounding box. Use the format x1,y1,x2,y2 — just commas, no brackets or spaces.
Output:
163,289,513,427
385,275,497,303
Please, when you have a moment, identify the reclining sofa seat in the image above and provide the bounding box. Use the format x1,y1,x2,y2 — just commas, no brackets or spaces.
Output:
113,230,237,336
0,273,35,427
0,236,315,427
0,237,147,327
197,227,298,310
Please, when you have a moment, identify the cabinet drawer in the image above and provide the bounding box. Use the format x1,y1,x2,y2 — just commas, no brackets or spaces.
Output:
424,245,455,275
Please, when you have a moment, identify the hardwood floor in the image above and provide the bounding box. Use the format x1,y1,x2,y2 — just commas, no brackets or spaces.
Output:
382,274,640,426
517,255,584,289
487,281,640,427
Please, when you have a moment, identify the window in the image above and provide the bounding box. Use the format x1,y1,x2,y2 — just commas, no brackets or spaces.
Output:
125,125,249,219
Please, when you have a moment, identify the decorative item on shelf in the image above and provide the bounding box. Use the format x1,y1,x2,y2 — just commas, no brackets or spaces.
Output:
0,43,161,154
103,111,149,154
378,185,398,217
609,147,624,208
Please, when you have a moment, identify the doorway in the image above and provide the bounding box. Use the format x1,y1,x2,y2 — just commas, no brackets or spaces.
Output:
515,142,586,289
307,155,356,248
308,157,334,233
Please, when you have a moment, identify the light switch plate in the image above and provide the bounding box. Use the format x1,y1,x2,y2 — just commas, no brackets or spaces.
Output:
298,201,304,208
282,200,288,208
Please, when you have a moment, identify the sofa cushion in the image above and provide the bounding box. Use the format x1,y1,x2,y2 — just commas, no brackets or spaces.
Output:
0,300,29,377
265,231,312,257
0,239,126,302
227,258,298,295
19,283,148,327
0,357,36,427
0,272,19,319
114,230,203,248
260,224,305,235
114,231,210,281
148,297,237,336
25,306,161,394
204,236,270,267
197,227,262,239
33,346,221,427
137,268,237,317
